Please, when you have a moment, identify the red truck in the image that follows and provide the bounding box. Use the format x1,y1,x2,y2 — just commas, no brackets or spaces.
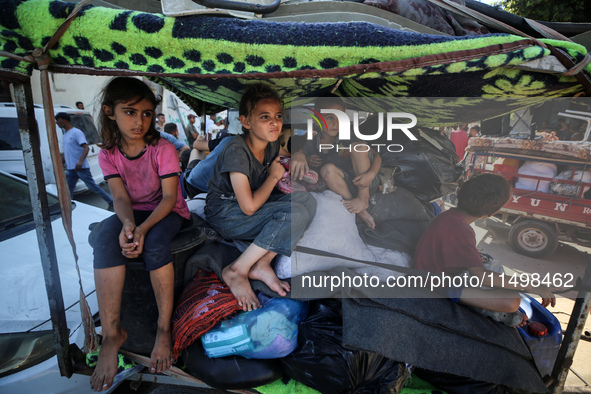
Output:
465,135,591,257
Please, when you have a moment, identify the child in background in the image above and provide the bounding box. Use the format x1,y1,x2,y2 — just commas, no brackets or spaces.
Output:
90,77,190,391
205,83,316,311
290,96,381,229
414,173,555,327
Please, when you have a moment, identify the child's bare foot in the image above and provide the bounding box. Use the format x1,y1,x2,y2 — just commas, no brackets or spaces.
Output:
515,313,528,328
357,210,376,229
222,263,261,311
249,259,290,296
343,197,368,214
469,307,525,328
90,328,127,392
150,328,172,374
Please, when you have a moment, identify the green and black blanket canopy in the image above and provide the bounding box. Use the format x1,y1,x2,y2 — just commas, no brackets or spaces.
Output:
1,0,590,116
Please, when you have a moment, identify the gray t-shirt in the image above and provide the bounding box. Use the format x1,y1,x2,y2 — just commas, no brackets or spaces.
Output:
63,127,89,170
206,134,280,205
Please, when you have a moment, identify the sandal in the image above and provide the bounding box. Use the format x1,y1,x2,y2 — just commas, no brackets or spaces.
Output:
301,169,319,184
276,171,306,194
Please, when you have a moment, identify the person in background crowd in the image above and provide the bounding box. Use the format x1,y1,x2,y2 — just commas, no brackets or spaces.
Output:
155,113,166,133
205,114,216,138
55,112,113,210
76,101,85,110
183,118,234,197
450,123,469,161
160,123,190,156
557,118,571,141
185,114,199,146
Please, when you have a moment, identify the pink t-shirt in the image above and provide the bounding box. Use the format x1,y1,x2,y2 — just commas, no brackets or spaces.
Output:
449,129,469,160
99,138,190,220
414,208,483,274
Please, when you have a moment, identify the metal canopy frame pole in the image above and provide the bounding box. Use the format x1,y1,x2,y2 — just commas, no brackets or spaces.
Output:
550,259,591,394
200,101,207,140
12,81,73,378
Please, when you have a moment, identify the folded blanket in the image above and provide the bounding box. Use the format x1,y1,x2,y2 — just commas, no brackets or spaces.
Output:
342,296,548,393
1,0,588,113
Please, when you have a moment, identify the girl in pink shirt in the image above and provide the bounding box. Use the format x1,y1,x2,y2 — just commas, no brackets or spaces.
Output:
90,77,189,392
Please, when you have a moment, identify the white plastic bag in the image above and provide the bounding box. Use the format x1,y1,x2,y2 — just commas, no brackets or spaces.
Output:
515,161,557,193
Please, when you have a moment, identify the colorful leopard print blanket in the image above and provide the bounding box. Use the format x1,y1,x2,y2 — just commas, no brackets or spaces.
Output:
0,0,589,112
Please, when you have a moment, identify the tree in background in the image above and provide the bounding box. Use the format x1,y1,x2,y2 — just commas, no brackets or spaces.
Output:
501,0,590,23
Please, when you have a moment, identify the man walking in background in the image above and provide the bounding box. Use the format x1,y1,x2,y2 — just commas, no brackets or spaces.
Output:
185,114,199,146
55,112,113,210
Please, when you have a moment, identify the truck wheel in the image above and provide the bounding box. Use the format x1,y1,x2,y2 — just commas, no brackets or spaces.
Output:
509,220,558,258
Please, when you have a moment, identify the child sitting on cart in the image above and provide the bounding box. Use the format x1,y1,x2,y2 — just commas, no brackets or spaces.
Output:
414,173,555,327
205,83,316,311
290,96,381,229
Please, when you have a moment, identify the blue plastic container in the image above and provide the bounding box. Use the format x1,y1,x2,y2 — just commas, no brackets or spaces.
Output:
518,294,563,378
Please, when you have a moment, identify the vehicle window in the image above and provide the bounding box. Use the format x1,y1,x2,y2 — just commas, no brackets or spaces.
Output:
0,173,60,238
0,117,22,150
70,115,100,145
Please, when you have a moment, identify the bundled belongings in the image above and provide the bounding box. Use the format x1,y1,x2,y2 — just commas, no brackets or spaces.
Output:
362,186,434,256
374,124,462,203
340,296,549,393
281,299,410,394
202,293,308,359
182,340,284,390
549,167,591,197
514,161,557,193
276,190,412,283
172,269,242,359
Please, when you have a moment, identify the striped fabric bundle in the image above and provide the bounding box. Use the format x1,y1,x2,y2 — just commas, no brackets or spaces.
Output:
172,269,242,359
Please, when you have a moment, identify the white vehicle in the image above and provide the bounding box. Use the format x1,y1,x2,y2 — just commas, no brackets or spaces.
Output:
0,171,113,392
0,102,104,194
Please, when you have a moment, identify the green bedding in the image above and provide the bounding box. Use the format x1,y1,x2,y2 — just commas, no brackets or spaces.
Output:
0,0,589,111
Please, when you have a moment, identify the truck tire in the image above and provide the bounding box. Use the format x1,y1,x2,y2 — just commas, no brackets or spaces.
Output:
509,220,558,258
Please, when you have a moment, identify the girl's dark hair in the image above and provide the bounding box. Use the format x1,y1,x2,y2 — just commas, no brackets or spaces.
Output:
98,77,161,150
238,83,283,134
457,173,512,217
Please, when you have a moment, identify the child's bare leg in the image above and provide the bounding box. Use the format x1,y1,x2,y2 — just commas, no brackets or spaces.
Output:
343,147,372,214
223,243,270,311
149,263,174,374
248,250,290,296
91,266,127,392
349,144,371,177
321,163,375,229
320,163,350,198
343,187,375,228
343,185,370,213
